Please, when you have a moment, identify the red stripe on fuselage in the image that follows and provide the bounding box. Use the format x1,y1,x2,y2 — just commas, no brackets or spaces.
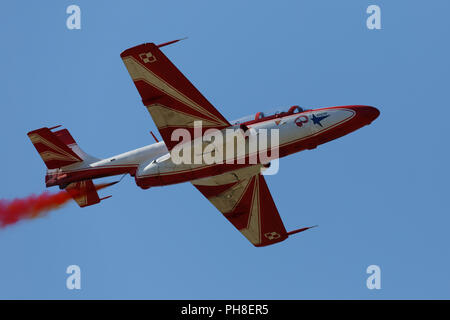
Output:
46,165,138,187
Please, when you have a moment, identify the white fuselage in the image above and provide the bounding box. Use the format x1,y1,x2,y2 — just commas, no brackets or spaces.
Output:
58,105,377,188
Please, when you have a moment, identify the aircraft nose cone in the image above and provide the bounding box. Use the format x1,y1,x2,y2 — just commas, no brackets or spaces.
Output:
351,105,380,124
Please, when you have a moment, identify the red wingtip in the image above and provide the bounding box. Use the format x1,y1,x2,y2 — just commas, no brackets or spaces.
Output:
48,125,62,131
157,37,188,48
99,195,112,201
287,225,318,236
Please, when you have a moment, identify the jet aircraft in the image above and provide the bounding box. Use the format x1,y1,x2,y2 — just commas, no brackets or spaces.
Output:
27,39,379,246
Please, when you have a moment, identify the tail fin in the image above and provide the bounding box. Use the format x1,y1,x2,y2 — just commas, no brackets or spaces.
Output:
27,127,83,169
27,126,99,169
52,128,98,163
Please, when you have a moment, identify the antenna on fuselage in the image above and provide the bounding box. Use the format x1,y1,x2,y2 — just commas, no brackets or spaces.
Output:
150,131,159,143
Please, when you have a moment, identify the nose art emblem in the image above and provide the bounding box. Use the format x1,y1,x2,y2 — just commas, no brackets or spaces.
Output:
311,114,330,127
295,115,308,127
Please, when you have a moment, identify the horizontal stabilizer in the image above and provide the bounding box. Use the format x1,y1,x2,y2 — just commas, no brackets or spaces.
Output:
65,180,100,207
65,180,117,208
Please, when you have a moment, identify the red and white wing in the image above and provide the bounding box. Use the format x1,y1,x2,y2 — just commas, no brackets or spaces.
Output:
121,42,230,150
192,166,289,247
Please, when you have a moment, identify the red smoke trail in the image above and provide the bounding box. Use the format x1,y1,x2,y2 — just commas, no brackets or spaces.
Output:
0,191,71,227
0,183,115,228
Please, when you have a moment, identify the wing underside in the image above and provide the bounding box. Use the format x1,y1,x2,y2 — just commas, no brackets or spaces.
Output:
192,166,289,247
121,42,314,246
121,42,230,150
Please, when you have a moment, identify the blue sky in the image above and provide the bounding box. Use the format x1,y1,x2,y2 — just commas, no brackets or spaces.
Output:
0,0,449,299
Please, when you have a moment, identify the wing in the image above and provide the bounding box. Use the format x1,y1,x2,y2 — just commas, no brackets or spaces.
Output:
121,42,230,150
191,166,289,247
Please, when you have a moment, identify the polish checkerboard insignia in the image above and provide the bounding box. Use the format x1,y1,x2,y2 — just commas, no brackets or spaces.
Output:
264,232,281,240
139,52,156,63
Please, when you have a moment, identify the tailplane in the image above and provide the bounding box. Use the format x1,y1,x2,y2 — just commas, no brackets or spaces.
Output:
27,126,101,187
27,126,116,207
65,180,116,208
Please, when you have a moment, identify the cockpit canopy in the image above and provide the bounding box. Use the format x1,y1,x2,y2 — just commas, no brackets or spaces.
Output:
232,105,305,125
